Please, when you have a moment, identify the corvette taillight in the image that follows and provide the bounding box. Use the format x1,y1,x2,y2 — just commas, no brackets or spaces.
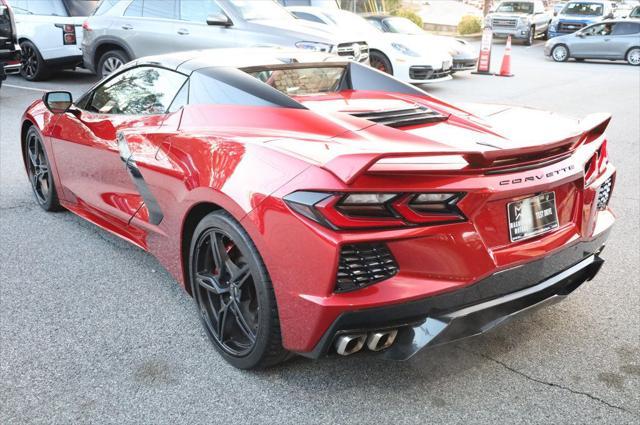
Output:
284,191,466,230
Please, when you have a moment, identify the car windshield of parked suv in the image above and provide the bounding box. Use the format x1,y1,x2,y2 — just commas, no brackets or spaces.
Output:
228,0,293,21
382,17,422,34
630,5,640,17
495,2,534,13
562,2,604,15
246,66,345,96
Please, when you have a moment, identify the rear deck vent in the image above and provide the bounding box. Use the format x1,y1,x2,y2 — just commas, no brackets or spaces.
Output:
336,243,398,293
349,106,447,128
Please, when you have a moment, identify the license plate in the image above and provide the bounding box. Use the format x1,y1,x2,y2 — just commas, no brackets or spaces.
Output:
507,192,559,242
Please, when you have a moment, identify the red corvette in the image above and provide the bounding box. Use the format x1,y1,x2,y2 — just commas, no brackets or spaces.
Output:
22,48,615,369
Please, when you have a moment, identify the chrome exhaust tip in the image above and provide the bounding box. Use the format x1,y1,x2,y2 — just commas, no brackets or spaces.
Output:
335,334,367,356
366,329,398,351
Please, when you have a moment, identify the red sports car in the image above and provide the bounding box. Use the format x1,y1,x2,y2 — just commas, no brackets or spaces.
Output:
21,48,615,369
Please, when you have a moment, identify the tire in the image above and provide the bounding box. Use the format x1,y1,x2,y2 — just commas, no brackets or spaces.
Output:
97,49,129,78
189,210,288,369
24,126,63,212
551,44,569,62
626,47,640,66
369,50,393,75
19,40,51,81
543,22,551,40
525,26,535,46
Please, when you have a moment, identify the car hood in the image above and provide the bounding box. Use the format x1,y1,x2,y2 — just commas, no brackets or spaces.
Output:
248,19,361,44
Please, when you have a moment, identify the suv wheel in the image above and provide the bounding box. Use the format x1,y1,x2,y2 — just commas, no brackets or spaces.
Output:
19,40,50,81
97,49,129,78
551,44,569,62
627,48,640,66
525,26,535,46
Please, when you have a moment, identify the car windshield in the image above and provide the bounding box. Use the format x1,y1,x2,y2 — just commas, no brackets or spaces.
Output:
382,17,422,34
325,11,380,34
496,2,534,13
562,2,604,15
63,0,99,16
228,0,293,21
631,6,640,17
246,66,345,96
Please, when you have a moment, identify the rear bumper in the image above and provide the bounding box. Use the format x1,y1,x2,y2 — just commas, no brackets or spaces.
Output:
301,228,610,359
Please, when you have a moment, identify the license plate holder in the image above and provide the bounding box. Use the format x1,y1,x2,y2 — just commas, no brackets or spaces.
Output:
507,192,559,242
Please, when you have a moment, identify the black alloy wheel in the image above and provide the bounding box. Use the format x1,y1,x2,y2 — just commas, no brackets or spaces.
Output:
369,51,393,74
25,127,62,211
190,211,288,369
19,40,50,81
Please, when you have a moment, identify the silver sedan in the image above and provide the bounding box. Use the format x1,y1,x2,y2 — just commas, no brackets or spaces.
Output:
545,19,640,65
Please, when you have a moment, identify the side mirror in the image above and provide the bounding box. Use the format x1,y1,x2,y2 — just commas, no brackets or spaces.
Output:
43,91,72,114
206,12,232,26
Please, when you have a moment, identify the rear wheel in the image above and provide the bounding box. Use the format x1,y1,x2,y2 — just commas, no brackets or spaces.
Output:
627,48,640,66
551,44,569,62
97,49,129,78
369,51,393,74
19,40,50,81
189,211,288,369
24,127,62,211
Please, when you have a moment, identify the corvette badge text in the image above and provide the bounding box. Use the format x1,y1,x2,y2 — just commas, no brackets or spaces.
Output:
499,164,576,186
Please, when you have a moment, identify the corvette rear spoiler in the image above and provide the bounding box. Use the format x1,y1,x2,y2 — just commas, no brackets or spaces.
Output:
322,113,612,184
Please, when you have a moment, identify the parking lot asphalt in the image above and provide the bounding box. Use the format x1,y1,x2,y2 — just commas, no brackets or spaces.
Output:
1,40,639,424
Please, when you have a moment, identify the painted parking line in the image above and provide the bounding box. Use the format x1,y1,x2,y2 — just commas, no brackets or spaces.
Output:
3,84,53,93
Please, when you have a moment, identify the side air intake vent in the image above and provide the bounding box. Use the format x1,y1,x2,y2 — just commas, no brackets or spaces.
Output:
349,106,447,128
336,243,398,292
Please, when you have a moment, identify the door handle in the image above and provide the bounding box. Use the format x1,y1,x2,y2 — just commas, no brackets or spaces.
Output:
177,28,190,35
121,24,133,30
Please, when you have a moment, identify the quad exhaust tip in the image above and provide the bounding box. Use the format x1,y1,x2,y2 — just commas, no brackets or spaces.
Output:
335,334,367,356
334,329,398,356
366,330,398,352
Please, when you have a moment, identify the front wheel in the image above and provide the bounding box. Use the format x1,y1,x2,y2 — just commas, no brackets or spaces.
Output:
24,127,63,211
525,26,535,46
627,48,640,66
189,211,288,369
369,51,393,74
551,44,569,62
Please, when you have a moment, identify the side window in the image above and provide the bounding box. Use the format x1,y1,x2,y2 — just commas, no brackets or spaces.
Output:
143,0,177,19
292,11,325,24
87,67,187,115
168,80,189,112
124,0,143,16
583,23,606,36
179,0,224,22
612,22,640,36
17,0,68,16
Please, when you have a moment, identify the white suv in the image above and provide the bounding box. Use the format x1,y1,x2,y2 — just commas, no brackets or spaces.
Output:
10,0,99,80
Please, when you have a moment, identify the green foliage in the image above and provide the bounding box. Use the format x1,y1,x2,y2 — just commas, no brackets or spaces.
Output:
458,15,482,35
391,9,424,29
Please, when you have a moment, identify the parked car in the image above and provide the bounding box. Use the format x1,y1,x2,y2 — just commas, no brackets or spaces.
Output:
82,0,369,78
288,7,454,83
22,47,616,368
363,15,479,72
485,1,553,45
0,0,20,88
548,1,615,38
545,19,640,64
9,0,99,81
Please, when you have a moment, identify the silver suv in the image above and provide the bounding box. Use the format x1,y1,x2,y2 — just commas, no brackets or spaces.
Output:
82,0,369,77
485,1,553,45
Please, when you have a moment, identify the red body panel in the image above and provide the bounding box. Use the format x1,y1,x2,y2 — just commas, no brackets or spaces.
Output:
22,89,616,354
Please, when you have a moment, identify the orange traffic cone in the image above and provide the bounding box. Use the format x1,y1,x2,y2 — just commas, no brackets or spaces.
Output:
496,35,514,77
